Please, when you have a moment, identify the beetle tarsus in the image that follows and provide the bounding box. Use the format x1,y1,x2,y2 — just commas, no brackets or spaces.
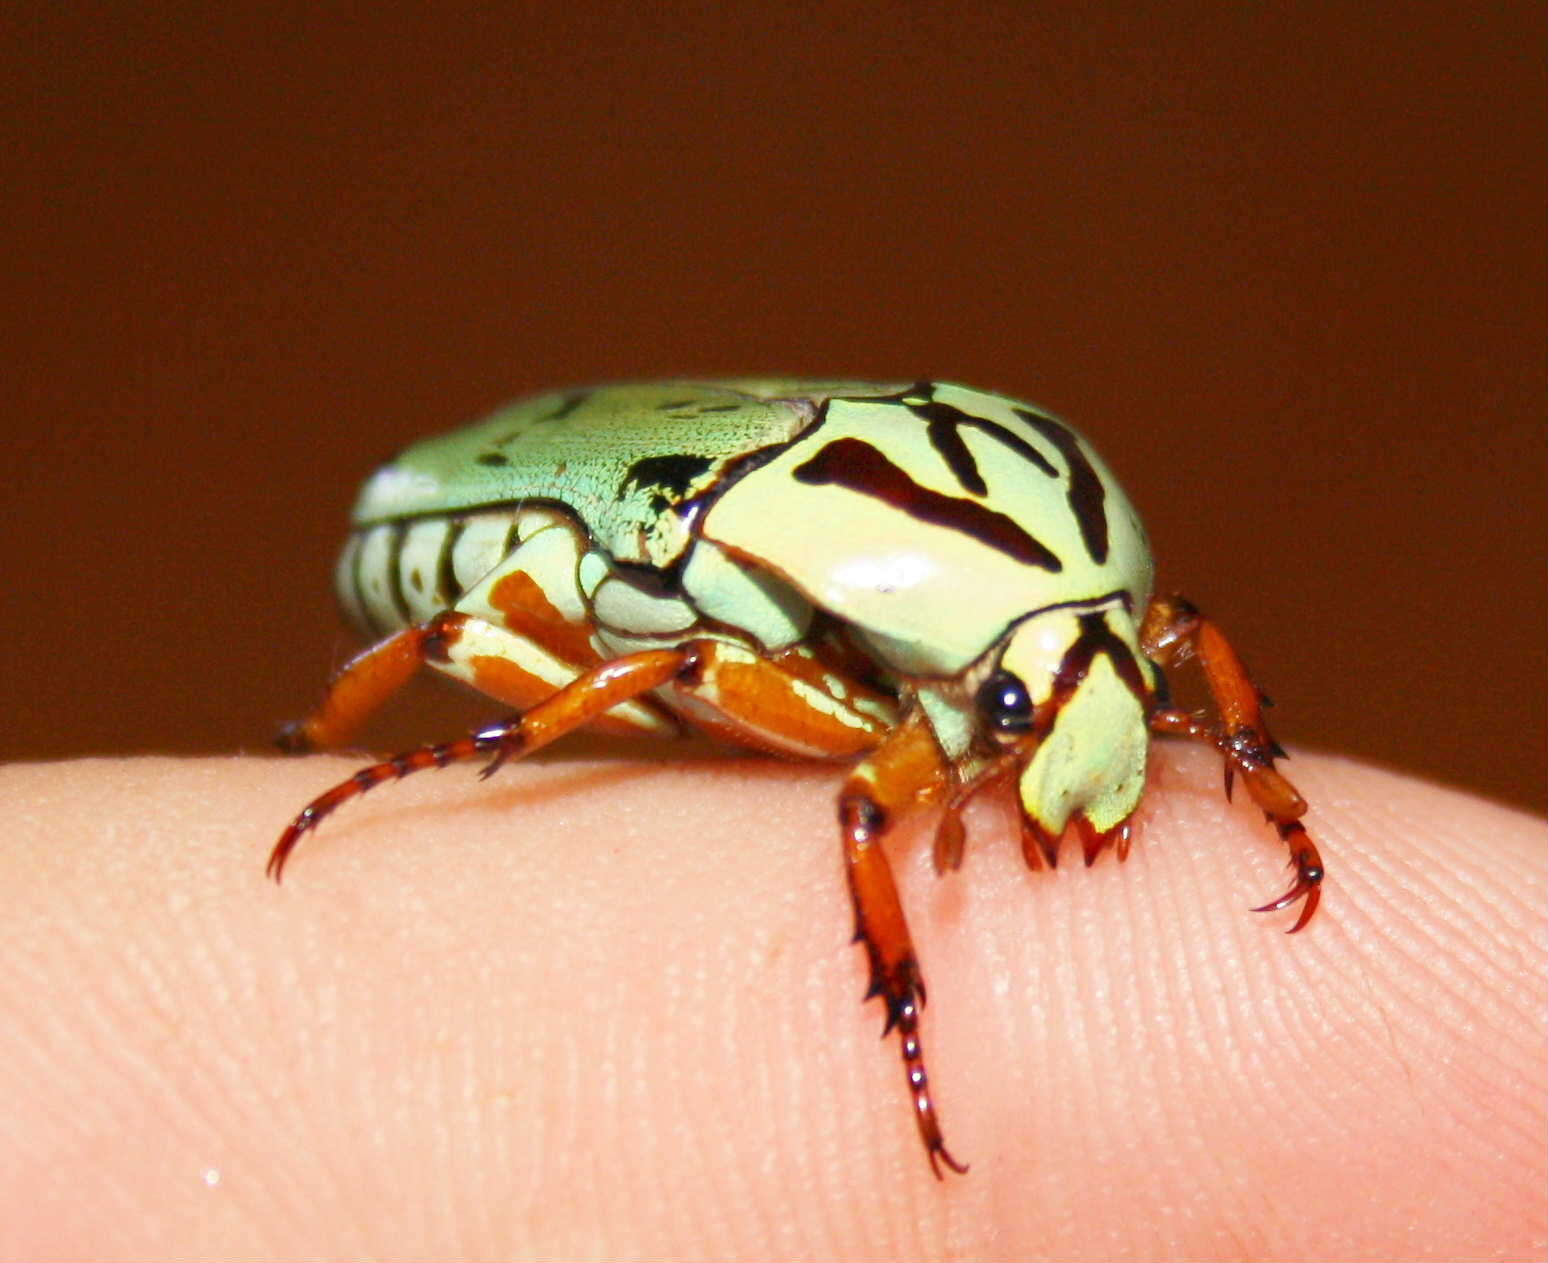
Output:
840,726,970,1177
929,1141,970,1179
266,729,502,881
1251,876,1322,934
1250,821,1324,932
872,960,968,1179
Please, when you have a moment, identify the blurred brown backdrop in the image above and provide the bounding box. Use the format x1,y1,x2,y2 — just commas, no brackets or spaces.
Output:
3,5,1542,808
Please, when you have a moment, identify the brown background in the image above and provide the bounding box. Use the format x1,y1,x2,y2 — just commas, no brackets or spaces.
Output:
4,5,1543,808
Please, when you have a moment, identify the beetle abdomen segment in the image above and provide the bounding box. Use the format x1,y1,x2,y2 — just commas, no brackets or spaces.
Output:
336,506,572,639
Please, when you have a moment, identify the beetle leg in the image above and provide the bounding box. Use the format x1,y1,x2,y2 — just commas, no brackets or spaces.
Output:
269,645,692,879
269,719,508,879
276,613,464,752
273,634,958,1170
1142,596,1325,931
663,640,895,758
840,711,968,1178
931,751,1017,874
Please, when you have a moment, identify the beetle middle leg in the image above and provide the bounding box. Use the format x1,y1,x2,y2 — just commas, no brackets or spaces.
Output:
1141,595,1325,931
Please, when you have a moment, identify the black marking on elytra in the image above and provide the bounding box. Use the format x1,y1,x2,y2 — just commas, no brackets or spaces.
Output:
793,437,1063,571
436,518,465,605
1014,407,1109,564
672,433,807,544
710,438,803,493
476,451,511,467
485,391,593,450
699,403,742,413
619,452,715,513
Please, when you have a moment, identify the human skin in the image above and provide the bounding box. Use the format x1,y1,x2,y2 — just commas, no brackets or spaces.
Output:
1,747,1542,1261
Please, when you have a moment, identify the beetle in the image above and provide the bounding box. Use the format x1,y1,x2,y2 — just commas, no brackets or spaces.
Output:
269,379,1324,1177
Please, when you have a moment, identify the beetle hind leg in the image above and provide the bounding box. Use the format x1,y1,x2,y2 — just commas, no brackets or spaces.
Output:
277,612,469,753
268,720,512,879
269,645,692,880
1142,595,1325,931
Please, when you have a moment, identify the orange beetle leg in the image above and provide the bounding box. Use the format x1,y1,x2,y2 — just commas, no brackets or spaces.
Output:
269,645,690,880
279,593,676,754
276,612,469,753
1142,595,1325,932
840,711,969,1178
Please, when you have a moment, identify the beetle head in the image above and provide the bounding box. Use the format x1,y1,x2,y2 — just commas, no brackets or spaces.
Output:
980,604,1158,849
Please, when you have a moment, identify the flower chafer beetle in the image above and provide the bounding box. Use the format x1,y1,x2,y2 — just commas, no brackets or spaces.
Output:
270,380,1324,1177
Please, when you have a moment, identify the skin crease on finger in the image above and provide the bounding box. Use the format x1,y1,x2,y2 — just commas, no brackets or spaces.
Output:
0,747,1542,1261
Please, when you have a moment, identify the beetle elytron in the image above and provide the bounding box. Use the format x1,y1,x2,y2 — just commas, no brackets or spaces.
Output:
269,379,1324,1177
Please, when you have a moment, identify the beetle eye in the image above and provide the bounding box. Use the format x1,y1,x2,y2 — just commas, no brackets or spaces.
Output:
977,670,1033,735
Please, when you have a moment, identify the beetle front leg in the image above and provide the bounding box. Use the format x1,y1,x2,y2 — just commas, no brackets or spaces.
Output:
840,712,968,1178
1142,595,1325,931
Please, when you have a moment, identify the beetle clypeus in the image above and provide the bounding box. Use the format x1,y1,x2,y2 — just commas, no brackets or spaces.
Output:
270,379,1324,1177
